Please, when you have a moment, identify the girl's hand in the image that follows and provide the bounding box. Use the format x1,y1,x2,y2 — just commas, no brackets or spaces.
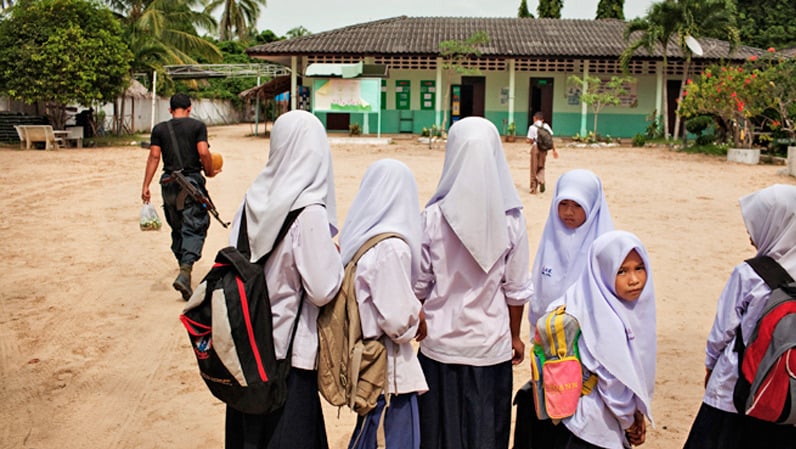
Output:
704,367,712,389
511,336,525,365
625,410,646,446
415,310,427,342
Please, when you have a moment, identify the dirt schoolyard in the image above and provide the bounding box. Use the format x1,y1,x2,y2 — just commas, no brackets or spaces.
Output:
1,123,793,449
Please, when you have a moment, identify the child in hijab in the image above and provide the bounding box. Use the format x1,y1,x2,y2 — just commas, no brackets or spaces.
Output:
529,169,614,327
224,110,343,449
413,116,533,449
339,159,428,449
683,184,796,449
539,230,656,449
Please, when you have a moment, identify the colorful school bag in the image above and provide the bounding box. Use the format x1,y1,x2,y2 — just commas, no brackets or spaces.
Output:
317,233,403,416
179,207,302,414
733,256,796,425
530,305,597,421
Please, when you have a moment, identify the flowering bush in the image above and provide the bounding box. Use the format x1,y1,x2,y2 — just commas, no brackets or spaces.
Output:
680,49,796,147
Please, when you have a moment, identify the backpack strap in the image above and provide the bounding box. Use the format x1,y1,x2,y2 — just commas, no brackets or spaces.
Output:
745,256,794,289
734,256,795,387
348,232,405,266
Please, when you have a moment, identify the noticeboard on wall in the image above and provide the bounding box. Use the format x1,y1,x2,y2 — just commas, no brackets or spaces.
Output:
311,78,381,112
395,80,410,110
420,80,435,110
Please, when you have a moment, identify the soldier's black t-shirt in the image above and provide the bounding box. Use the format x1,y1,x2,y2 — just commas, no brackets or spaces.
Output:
150,117,208,173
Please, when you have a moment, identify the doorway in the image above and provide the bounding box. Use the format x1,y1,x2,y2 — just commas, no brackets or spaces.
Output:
529,78,554,128
450,76,485,124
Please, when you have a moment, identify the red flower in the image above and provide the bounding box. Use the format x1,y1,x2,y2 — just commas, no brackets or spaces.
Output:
768,47,776,52
749,55,759,61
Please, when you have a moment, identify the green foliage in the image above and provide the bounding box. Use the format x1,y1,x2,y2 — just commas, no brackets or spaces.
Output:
632,133,646,147
568,74,635,135
205,0,267,41
736,0,796,50
438,31,489,130
286,26,311,38
596,0,624,20
678,51,796,146
348,123,361,136
517,0,533,18
0,0,133,128
685,115,713,136
645,109,663,139
537,0,562,18
507,122,516,136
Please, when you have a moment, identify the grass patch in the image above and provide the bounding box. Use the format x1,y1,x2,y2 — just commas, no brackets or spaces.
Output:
678,143,728,156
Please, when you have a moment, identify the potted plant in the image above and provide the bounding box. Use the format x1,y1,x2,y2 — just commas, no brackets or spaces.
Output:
505,122,516,142
348,123,361,136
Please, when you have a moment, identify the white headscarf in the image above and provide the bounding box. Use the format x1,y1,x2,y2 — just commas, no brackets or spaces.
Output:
562,230,656,420
339,159,422,279
426,117,522,272
740,184,796,275
232,110,338,261
530,169,614,323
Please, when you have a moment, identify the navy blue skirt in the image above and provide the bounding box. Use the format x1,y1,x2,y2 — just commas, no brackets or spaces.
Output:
348,393,420,449
683,402,796,449
417,351,512,449
224,368,328,449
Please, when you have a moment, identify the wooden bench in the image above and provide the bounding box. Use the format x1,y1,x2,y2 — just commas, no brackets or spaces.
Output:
14,124,64,150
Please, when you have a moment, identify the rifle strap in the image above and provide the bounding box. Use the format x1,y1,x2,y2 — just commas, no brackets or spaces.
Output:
165,120,186,171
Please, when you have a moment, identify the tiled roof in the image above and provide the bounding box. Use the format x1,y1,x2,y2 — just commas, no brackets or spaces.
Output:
247,16,763,61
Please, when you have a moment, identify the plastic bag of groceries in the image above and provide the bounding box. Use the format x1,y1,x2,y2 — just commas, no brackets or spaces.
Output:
139,203,162,231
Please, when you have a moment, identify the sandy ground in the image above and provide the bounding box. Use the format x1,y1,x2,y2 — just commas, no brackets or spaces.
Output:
1,123,793,449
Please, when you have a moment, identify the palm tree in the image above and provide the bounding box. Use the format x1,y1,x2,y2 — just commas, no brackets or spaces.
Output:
622,1,682,139
104,0,222,133
671,0,739,139
205,0,266,41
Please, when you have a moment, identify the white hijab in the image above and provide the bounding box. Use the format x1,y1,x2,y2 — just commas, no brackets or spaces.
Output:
339,159,422,279
231,110,338,261
426,117,522,273
530,169,614,323
740,184,796,275
561,230,656,420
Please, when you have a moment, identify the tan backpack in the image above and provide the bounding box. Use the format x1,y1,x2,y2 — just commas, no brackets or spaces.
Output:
317,233,403,416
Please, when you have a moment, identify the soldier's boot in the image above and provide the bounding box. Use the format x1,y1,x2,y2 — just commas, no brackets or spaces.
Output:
173,264,193,301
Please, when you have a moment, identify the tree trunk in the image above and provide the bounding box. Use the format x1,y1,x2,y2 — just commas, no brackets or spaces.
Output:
673,57,692,141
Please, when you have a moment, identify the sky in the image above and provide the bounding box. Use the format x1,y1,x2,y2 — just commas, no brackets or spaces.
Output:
256,0,659,37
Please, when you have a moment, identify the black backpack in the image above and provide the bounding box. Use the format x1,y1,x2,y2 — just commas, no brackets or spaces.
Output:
535,124,554,151
180,206,303,414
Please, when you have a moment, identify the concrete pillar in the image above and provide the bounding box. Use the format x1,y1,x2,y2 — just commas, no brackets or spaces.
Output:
788,146,796,177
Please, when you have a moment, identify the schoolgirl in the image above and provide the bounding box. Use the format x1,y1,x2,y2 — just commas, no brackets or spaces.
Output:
413,116,533,449
683,184,796,449
225,110,344,449
528,168,614,327
339,159,428,449
539,230,656,449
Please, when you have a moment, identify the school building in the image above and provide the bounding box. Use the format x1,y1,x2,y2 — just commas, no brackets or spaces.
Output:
246,17,761,138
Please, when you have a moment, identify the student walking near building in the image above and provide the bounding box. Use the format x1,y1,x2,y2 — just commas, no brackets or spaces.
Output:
526,112,558,194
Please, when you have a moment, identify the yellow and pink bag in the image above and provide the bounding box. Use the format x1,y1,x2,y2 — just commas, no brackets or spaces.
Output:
530,305,597,421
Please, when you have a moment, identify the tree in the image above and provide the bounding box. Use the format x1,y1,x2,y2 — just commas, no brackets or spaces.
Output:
596,0,624,20
736,0,796,50
537,0,562,18
205,0,266,41
0,0,133,129
622,1,682,139
568,74,636,137
285,26,311,39
438,31,490,133
517,0,533,18
671,0,738,140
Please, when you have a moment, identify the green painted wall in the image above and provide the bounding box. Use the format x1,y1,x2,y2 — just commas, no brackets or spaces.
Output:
310,68,661,138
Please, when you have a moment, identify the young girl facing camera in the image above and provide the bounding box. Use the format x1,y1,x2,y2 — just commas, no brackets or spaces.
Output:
528,169,614,327
531,230,656,449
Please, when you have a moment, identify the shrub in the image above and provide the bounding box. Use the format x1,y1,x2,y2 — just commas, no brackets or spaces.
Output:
632,133,646,147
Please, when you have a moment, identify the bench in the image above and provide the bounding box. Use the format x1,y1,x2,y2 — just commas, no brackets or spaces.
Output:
64,126,84,148
14,124,64,150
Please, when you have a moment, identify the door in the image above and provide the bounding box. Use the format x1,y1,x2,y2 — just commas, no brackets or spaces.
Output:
462,76,485,118
529,78,554,128
326,112,350,131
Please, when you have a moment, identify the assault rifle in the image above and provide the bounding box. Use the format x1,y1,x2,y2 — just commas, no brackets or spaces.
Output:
164,170,230,228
